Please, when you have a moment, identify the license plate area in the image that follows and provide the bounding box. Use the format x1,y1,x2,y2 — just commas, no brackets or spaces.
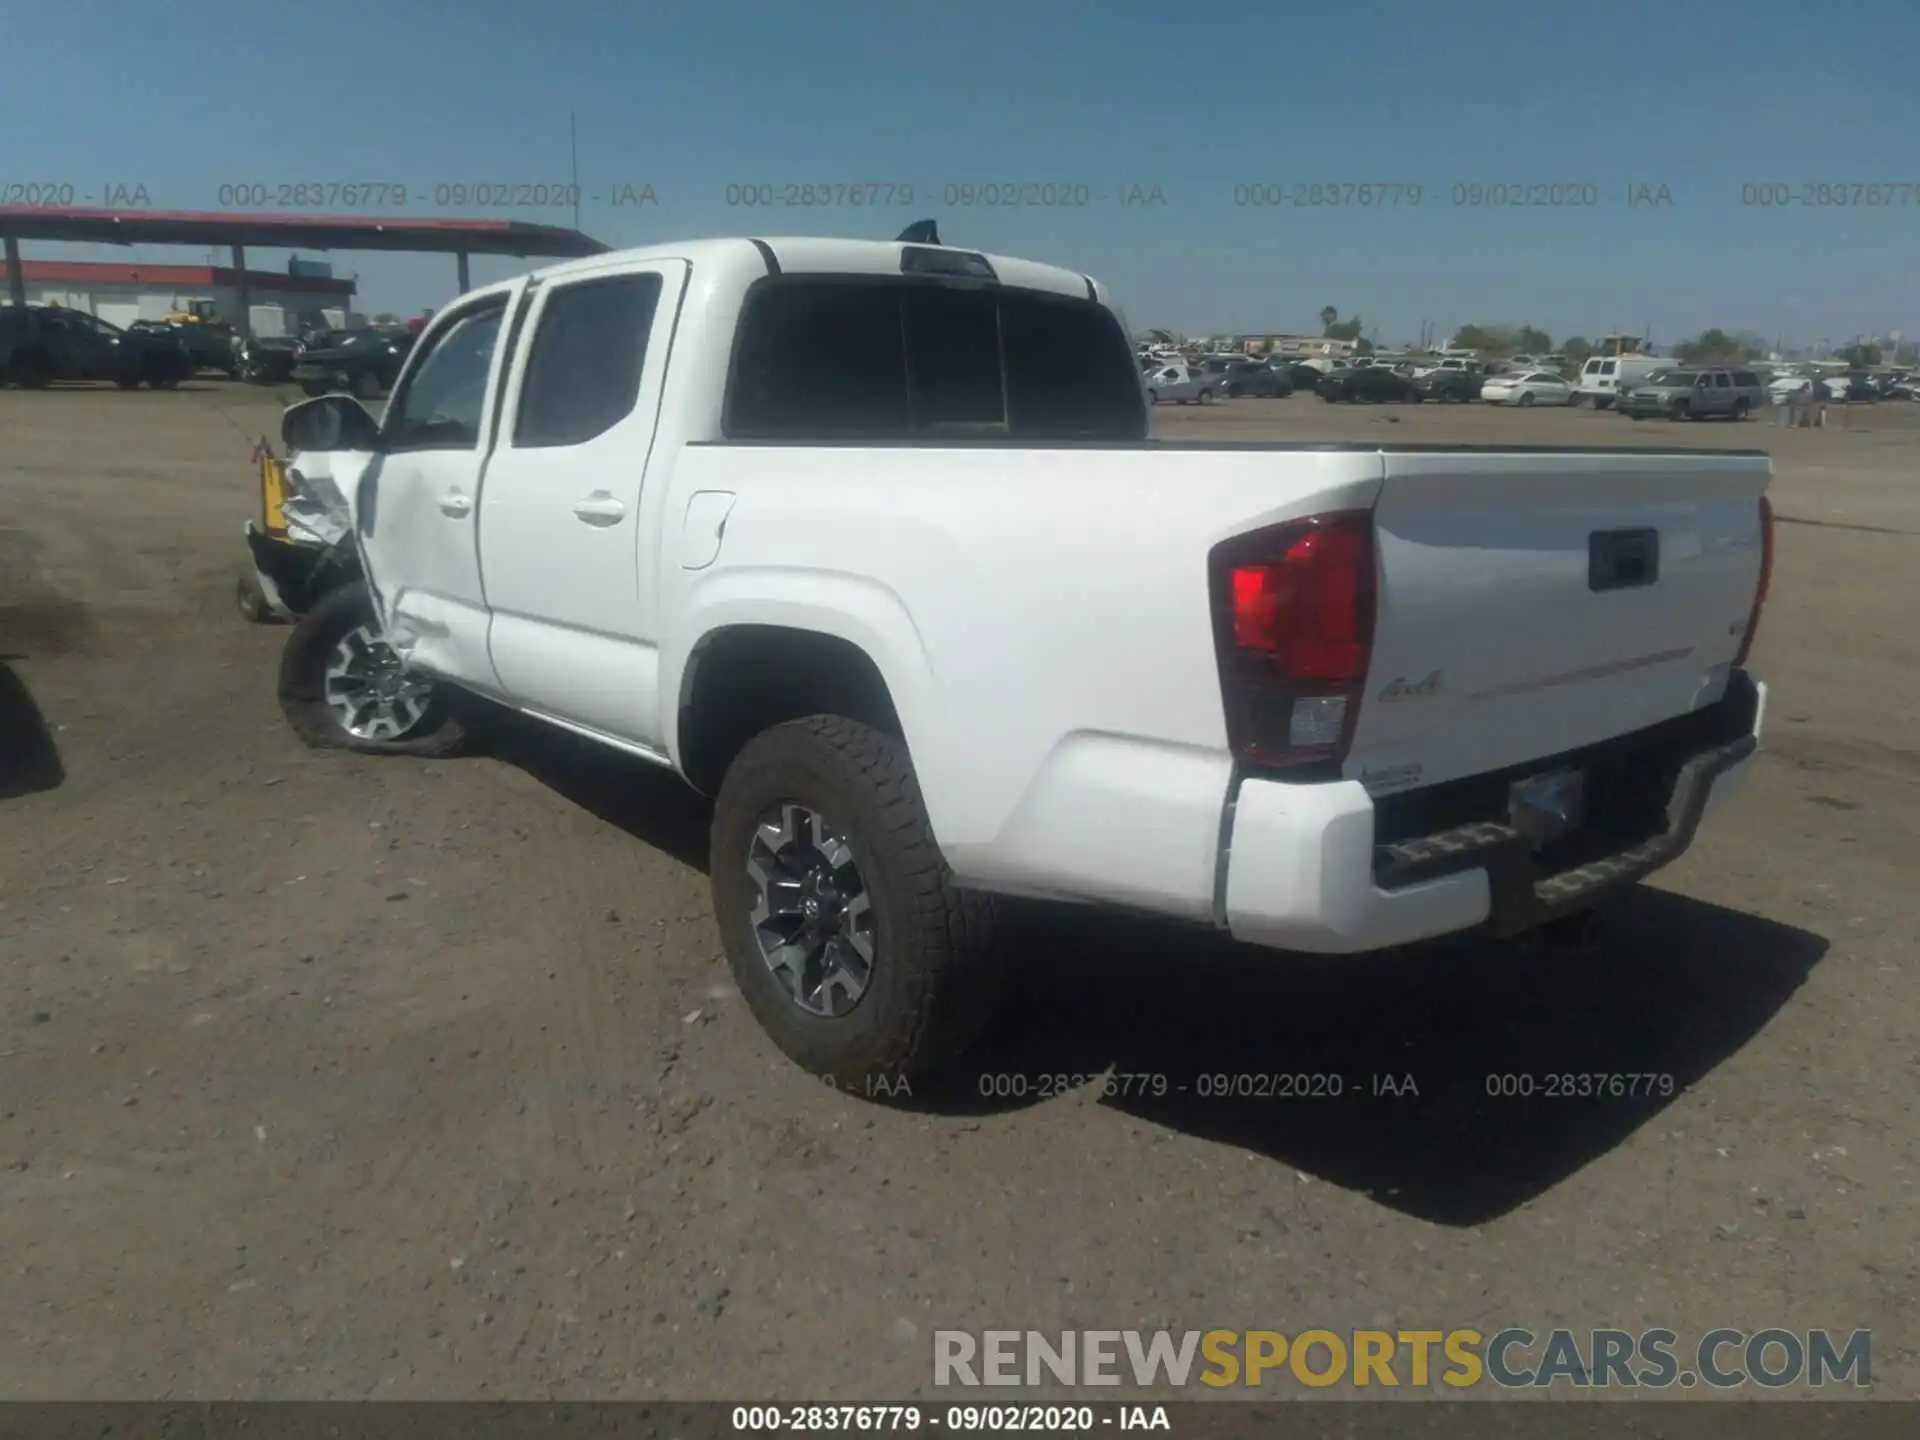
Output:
1509,768,1586,849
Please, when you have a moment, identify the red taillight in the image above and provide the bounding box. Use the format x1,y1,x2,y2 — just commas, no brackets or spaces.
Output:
1212,512,1377,772
1734,495,1773,667
1229,520,1374,684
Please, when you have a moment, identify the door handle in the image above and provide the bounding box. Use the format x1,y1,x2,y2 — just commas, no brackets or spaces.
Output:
572,492,626,526
438,488,473,518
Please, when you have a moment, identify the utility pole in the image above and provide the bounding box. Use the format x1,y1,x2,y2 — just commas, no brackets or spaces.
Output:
570,112,582,233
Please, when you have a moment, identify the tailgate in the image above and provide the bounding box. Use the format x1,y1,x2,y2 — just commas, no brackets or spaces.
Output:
1347,449,1770,792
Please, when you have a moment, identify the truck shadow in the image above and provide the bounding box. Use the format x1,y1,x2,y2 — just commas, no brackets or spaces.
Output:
493,724,1827,1226
487,720,712,872
919,889,1827,1226
0,661,65,799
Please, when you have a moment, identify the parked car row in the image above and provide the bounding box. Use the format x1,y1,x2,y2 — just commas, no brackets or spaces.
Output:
1145,352,1903,421
0,302,424,400
1778,370,1905,402
0,303,193,389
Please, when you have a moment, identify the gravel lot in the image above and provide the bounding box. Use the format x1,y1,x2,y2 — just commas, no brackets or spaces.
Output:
1,382,1914,1399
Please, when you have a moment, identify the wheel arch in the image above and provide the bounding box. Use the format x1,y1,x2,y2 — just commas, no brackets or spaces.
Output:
668,581,938,799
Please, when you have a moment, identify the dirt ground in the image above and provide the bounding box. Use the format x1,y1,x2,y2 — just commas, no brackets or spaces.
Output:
1,382,1914,1400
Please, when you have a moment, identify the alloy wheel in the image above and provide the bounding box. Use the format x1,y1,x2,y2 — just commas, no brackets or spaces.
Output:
322,624,435,741
746,803,876,1018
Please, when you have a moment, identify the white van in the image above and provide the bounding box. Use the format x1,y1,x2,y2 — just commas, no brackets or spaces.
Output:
1577,354,1664,408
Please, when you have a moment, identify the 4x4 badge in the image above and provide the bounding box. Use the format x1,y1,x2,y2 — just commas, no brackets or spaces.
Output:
1377,670,1443,702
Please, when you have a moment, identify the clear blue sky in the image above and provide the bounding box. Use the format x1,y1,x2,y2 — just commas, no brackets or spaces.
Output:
6,0,1916,347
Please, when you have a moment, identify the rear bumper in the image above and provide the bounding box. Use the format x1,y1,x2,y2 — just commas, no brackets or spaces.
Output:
1221,672,1767,954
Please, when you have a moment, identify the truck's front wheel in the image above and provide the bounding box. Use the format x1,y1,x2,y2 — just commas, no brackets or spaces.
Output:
710,717,1003,1088
277,580,468,756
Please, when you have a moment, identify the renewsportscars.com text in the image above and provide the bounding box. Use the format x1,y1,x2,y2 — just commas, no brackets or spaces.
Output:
933,1328,1871,1390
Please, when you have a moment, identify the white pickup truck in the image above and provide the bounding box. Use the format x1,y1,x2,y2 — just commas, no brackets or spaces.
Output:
274,226,1774,1085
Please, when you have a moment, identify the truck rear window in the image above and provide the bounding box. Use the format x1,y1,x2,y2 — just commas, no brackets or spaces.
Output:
724,276,1147,441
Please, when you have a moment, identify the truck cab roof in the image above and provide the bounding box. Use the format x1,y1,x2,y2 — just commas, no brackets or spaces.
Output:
518,236,1107,305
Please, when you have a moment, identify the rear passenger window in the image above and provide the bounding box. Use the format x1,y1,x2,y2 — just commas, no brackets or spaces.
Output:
1734,371,1758,386
514,273,664,448
1714,373,1732,388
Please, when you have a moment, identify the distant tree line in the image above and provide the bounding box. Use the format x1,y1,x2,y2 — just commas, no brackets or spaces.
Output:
1318,307,1372,353
1446,324,1559,358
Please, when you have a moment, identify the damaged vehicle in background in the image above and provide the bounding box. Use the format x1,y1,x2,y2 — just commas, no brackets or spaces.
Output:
234,435,365,624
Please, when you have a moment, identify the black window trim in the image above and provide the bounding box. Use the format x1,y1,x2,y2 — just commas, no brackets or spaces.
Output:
718,271,1145,443
486,279,541,455
383,292,512,456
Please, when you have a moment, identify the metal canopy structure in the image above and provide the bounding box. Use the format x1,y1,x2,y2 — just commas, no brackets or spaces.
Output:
0,206,612,335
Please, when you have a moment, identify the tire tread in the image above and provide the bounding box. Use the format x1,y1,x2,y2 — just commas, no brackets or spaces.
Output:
711,715,1001,1083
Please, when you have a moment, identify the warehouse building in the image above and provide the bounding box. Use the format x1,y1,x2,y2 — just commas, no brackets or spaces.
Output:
9,258,358,336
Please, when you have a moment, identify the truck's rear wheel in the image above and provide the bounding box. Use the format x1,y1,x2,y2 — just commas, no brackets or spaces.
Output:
710,716,1003,1087
278,580,467,756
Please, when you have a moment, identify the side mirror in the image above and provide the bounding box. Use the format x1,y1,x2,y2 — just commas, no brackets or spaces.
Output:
281,393,381,454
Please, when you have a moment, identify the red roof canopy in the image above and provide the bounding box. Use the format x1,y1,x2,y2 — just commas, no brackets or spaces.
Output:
16,260,356,295
0,207,609,258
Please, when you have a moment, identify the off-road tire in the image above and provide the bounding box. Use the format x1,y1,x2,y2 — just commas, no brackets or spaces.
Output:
710,716,1004,1087
277,580,468,756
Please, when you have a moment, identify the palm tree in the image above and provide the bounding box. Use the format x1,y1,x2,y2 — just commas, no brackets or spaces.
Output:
1319,306,1340,333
